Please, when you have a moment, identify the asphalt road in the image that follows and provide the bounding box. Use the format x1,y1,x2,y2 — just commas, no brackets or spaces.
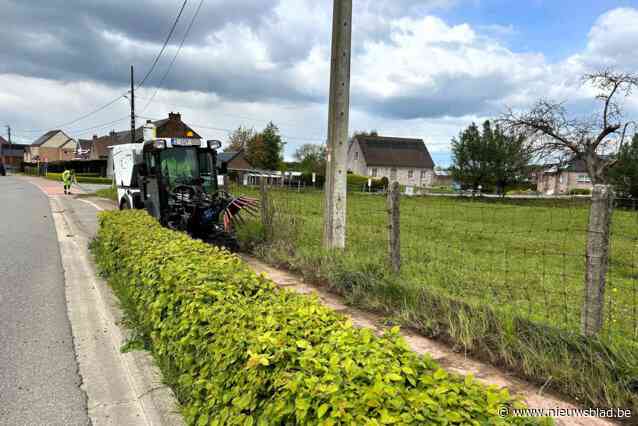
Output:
0,176,89,425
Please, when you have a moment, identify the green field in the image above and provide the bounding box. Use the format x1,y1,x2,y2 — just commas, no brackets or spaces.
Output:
234,185,638,411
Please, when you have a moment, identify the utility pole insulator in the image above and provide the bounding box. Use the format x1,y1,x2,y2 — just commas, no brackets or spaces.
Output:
323,0,353,249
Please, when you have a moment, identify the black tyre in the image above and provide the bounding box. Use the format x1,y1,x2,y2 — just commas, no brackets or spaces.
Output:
119,197,132,211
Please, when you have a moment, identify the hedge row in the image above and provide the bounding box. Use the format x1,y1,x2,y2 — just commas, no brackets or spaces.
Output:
46,172,112,184
93,210,543,425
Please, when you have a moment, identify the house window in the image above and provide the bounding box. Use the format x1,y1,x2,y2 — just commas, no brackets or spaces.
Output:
355,151,359,160
390,168,397,180
420,170,427,179
408,169,414,178
370,168,378,177
559,175,565,184
577,174,591,183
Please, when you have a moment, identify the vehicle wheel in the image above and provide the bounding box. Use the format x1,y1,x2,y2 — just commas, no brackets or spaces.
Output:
119,198,132,211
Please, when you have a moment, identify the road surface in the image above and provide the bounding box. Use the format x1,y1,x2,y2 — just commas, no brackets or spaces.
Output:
0,176,89,425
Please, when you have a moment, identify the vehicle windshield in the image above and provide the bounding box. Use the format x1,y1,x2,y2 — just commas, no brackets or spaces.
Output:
198,150,217,193
159,148,199,189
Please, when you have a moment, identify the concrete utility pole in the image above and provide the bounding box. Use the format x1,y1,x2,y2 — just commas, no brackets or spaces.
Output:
322,0,352,249
130,65,136,144
6,125,11,145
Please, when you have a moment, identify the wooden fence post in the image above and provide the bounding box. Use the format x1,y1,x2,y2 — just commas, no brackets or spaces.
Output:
387,181,401,273
223,174,229,193
260,177,272,239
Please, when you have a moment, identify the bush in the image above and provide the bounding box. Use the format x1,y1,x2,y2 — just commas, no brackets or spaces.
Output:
46,172,112,185
568,188,592,196
93,210,541,425
347,174,385,192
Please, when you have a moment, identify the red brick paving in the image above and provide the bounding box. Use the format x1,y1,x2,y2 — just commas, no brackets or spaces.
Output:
18,176,86,197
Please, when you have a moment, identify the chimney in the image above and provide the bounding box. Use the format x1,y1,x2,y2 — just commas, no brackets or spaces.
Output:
168,112,181,122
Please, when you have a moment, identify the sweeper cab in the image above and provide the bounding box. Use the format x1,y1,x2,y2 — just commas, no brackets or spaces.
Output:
111,121,257,249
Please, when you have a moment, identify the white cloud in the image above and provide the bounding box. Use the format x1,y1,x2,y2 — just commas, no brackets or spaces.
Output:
3,4,638,165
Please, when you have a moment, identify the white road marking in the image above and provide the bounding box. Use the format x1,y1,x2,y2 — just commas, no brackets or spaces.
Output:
78,198,104,211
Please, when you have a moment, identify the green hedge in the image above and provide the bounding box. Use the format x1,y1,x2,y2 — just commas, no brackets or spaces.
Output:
93,210,543,425
46,172,112,185
568,188,592,196
347,174,385,191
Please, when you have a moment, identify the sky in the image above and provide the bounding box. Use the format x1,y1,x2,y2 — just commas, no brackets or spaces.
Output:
1,0,638,166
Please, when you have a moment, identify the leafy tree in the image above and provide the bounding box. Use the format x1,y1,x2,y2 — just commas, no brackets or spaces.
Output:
293,143,326,174
610,133,638,198
225,126,255,152
245,122,285,170
450,122,489,190
487,122,531,195
451,120,530,194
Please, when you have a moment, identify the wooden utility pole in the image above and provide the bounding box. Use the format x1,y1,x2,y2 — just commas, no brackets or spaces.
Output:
387,182,401,273
130,65,136,144
323,0,352,249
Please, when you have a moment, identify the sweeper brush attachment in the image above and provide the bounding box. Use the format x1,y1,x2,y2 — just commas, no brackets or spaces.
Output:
222,195,260,232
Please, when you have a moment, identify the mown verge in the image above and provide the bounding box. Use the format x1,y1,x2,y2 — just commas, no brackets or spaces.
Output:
92,210,546,425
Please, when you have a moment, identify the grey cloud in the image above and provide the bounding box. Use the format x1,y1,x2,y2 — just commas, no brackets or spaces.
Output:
355,73,517,120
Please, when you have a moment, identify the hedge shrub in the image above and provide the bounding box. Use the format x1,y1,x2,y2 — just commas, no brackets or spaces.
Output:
46,172,112,185
93,210,544,425
347,174,385,192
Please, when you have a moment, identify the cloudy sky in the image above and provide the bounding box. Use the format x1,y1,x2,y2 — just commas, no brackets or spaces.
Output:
2,0,638,165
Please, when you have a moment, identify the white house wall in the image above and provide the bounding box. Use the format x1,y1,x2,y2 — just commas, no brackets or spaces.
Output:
347,140,368,176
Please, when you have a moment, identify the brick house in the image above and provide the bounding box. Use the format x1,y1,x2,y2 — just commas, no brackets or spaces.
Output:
0,136,26,169
347,135,435,187
82,112,202,176
536,158,593,195
24,130,77,163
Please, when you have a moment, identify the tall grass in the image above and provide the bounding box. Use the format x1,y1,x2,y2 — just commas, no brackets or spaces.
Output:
234,185,638,415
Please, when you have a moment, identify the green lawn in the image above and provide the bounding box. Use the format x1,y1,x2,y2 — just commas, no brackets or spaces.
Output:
234,186,638,411
238,187,638,340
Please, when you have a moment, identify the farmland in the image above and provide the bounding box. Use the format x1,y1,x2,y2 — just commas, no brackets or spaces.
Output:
234,185,638,411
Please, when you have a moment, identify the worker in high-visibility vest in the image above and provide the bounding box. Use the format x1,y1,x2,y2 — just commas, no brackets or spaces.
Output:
62,169,72,195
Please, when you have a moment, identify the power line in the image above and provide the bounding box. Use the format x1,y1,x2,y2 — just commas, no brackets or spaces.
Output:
17,95,128,133
14,0,188,135
138,114,326,143
136,0,189,90
142,0,204,113
66,116,131,137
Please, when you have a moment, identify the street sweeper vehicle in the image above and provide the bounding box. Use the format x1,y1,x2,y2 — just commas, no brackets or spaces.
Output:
111,121,257,249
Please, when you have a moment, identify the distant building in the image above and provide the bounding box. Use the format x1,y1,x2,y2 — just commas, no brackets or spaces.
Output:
80,112,202,176
433,169,454,186
0,136,26,169
537,158,593,195
347,135,435,187
24,130,77,163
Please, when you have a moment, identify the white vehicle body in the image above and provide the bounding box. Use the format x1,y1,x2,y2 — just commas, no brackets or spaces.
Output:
111,143,144,209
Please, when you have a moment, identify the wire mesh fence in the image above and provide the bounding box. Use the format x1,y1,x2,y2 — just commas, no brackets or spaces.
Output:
232,180,638,345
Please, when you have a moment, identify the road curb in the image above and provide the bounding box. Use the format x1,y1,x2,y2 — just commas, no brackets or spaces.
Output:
50,196,183,426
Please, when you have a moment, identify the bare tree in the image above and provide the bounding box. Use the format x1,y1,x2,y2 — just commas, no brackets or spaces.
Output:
225,126,255,152
502,69,638,336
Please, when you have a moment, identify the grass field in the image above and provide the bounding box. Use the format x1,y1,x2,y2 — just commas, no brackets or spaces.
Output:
234,185,638,412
